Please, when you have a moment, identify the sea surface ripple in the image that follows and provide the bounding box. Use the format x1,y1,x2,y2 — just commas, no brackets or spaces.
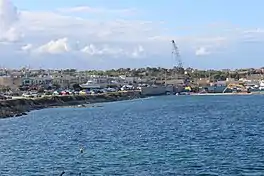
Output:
0,95,264,175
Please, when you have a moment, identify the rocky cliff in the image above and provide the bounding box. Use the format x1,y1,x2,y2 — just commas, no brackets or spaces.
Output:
0,91,144,118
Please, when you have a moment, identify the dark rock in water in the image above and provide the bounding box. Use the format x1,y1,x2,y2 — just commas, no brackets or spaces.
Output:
5,114,12,118
21,112,27,115
15,113,22,117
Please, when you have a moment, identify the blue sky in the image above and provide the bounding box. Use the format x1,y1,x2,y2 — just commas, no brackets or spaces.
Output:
12,0,264,27
1,0,264,69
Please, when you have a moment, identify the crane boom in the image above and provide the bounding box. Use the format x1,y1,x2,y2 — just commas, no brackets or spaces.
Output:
171,40,183,68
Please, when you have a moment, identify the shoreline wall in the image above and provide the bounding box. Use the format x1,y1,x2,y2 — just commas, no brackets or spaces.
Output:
0,91,145,118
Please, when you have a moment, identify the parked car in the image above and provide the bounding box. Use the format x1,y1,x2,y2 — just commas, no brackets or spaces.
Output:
0,94,7,100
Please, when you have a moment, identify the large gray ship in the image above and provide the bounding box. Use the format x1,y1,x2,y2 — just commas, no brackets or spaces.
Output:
139,85,173,96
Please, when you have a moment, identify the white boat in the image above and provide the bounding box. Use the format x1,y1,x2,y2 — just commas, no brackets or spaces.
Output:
259,81,264,90
80,80,101,89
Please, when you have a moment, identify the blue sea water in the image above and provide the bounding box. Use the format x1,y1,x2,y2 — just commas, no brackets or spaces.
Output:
0,95,264,175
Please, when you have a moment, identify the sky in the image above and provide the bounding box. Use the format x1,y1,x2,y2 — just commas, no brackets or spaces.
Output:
1,0,264,70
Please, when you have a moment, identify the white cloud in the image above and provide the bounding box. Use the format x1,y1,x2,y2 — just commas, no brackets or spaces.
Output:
0,0,22,42
2,0,264,68
21,43,32,51
22,37,145,58
17,10,159,44
132,45,144,58
81,44,124,56
34,38,72,54
81,44,145,58
195,47,210,56
57,6,136,16
2,27,21,42
243,28,264,34
5,0,232,54
239,28,264,43
0,0,18,28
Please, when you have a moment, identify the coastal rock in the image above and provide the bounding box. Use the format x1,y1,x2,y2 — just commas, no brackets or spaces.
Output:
0,91,144,119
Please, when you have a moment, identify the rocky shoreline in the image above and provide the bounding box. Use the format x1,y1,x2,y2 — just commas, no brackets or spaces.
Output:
0,91,145,118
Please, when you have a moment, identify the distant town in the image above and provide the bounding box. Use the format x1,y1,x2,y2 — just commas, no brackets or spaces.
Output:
1,66,264,99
